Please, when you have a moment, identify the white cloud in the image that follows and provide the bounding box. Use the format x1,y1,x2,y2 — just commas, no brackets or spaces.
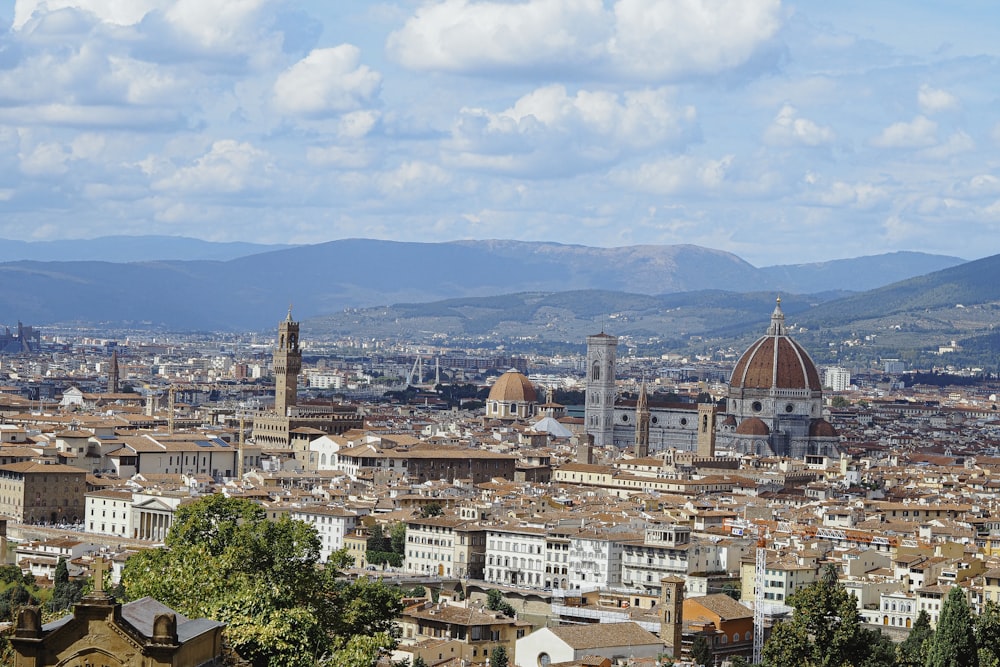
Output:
377,161,451,196
809,180,886,209
614,154,735,195
447,84,696,175
919,131,974,159
609,0,782,78
764,104,834,146
871,115,938,148
273,46,381,116
917,84,959,114
154,140,272,193
306,145,375,169
13,0,161,29
19,140,72,175
388,0,782,79
388,0,608,73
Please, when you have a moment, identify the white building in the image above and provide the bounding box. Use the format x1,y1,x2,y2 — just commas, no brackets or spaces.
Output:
85,490,133,538
485,524,547,588
515,623,663,667
824,367,852,392
566,529,624,590
290,506,359,562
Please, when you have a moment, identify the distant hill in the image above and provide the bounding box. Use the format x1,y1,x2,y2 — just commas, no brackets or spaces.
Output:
304,290,843,349
759,251,966,294
0,236,295,262
0,238,973,331
797,253,1000,326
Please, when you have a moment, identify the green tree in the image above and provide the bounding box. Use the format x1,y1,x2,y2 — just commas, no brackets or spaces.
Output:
412,656,428,667
976,600,1000,667
762,563,894,667
489,645,509,667
420,502,444,518
486,589,516,619
48,557,85,612
690,634,711,666
390,522,407,555
123,495,403,667
925,587,977,667
897,609,932,667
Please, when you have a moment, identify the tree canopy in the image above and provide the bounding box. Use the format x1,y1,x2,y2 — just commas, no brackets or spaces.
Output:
122,494,402,667
762,564,894,667
926,587,977,667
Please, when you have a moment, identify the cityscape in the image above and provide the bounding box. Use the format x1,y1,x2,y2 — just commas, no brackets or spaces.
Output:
0,292,997,666
3,1,1000,666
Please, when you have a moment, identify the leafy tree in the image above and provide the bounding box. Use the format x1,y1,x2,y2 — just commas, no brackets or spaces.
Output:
720,582,740,600
123,495,403,667
762,563,894,667
489,645,509,667
977,600,1000,667
926,587,977,667
729,657,751,667
321,631,398,667
690,634,710,666
412,656,428,667
48,557,85,612
897,609,932,667
390,522,407,555
420,502,444,518
831,395,851,408
486,589,516,619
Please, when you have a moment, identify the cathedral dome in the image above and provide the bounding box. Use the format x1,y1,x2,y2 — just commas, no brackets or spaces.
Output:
735,417,770,436
730,299,822,392
488,369,538,403
809,418,838,438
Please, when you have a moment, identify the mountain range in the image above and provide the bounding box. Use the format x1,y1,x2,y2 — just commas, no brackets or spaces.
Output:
0,237,968,332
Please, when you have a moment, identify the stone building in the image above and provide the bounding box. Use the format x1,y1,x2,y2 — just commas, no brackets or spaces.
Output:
10,561,224,667
0,461,86,524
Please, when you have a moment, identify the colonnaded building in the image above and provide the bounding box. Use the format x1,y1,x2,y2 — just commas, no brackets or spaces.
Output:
585,299,840,459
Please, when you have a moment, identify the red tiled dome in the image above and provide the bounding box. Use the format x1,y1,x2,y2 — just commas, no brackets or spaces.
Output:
735,417,770,436
730,300,822,392
488,369,538,403
809,418,838,437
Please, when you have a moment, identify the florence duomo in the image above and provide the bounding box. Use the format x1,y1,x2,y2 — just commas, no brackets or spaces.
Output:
586,298,839,460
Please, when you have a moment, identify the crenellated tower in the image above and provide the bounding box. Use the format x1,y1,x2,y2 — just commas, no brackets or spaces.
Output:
273,308,302,416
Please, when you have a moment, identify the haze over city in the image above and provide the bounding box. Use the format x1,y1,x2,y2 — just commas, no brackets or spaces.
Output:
1,1,1000,265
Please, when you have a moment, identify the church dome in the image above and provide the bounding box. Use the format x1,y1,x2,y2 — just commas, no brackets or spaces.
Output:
735,417,770,436
730,299,822,392
809,418,838,438
488,369,538,403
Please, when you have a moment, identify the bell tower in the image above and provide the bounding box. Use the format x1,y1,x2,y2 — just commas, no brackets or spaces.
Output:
697,402,717,458
585,333,617,447
273,308,301,417
107,348,120,394
634,381,650,458
659,575,685,657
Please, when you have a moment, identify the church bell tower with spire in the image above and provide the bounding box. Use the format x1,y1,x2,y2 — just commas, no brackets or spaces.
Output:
273,308,301,417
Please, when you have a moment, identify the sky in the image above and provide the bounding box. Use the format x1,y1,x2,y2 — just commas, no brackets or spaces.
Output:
1,1,1000,266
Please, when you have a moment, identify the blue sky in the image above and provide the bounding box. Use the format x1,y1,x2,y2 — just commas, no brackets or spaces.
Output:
1,1,1000,266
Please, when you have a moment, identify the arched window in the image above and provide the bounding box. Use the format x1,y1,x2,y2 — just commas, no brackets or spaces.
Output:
591,362,601,381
